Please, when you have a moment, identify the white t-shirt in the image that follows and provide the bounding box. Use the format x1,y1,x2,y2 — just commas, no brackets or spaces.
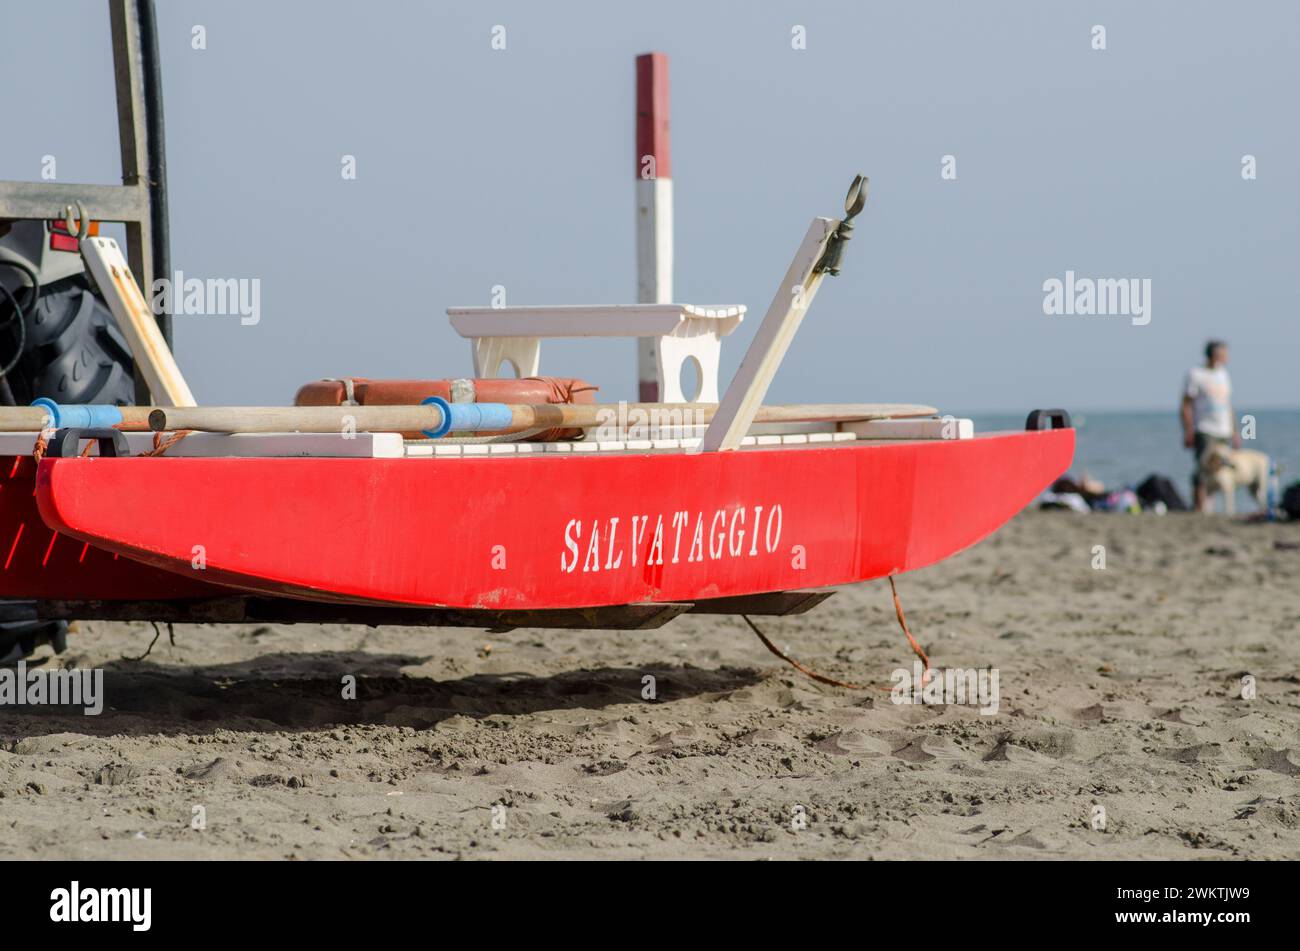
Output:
1184,365,1233,438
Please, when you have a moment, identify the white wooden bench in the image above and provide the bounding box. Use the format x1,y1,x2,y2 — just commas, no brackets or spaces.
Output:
446,304,745,403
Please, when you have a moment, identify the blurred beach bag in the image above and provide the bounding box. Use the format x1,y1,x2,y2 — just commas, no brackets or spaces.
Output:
1282,481,1300,520
1136,474,1189,512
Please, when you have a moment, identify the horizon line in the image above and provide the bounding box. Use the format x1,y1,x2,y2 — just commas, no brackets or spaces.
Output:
960,403,1300,417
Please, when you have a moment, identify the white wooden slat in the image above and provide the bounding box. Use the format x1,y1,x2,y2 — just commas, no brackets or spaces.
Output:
582,420,847,442
447,304,745,339
79,237,198,408
390,429,860,460
0,431,404,458
700,218,839,452
840,417,973,440
752,421,837,436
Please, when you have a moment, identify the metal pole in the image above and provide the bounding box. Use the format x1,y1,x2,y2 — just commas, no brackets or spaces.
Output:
137,0,172,350
635,52,672,402
108,0,171,402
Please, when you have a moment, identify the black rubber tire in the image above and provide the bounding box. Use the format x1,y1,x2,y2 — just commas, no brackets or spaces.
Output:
0,620,68,667
0,275,134,662
2,273,136,405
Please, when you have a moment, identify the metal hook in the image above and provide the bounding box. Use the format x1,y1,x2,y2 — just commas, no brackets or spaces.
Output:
815,174,869,276
61,201,90,242
843,174,868,221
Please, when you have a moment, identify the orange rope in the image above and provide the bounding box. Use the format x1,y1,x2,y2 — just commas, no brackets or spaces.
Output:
889,575,932,685
742,614,869,690
138,430,191,456
744,575,932,691
33,428,191,459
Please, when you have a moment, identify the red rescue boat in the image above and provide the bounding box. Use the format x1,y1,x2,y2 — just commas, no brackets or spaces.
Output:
32,427,1073,610
1,175,1074,630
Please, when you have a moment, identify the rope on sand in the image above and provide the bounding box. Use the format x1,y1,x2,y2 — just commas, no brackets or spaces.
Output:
743,575,932,691
742,614,869,690
122,621,177,662
123,621,163,662
888,575,931,678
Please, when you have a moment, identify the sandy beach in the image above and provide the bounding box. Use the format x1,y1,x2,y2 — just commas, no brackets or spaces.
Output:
0,510,1295,860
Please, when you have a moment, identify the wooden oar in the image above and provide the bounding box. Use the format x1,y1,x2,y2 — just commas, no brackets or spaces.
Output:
148,402,939,434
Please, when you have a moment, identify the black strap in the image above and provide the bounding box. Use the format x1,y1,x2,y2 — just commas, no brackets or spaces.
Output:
46,427,131,458
1024,408,1072,431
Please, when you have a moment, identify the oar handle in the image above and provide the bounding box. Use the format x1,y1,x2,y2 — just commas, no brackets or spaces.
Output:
148,404,450,434
0,401,155,432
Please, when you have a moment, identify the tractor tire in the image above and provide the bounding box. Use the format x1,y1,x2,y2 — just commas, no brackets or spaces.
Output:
0,618,68,667
0,275,133,663
1,273,136,406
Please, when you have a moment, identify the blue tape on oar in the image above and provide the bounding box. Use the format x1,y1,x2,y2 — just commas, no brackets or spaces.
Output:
420,396,451,438
30,399,124,430
420,396,514,438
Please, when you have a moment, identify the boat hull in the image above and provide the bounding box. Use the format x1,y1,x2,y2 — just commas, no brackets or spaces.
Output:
0,455,230,600
32,429,1074,610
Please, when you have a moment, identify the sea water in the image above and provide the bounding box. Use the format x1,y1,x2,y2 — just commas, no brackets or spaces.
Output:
967,408,1300,510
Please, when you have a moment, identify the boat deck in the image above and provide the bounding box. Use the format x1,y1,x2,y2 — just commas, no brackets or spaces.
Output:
0,416,974,460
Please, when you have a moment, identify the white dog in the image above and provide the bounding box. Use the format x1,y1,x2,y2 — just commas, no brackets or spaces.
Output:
1201,444,1270,514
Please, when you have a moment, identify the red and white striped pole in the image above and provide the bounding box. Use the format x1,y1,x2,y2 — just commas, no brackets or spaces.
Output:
635,51,672,402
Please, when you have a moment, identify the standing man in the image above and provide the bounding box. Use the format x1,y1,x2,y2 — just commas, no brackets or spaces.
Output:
1181,340,1239,513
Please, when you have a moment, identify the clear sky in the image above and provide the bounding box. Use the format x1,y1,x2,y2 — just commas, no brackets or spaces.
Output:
2,0,1297,413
